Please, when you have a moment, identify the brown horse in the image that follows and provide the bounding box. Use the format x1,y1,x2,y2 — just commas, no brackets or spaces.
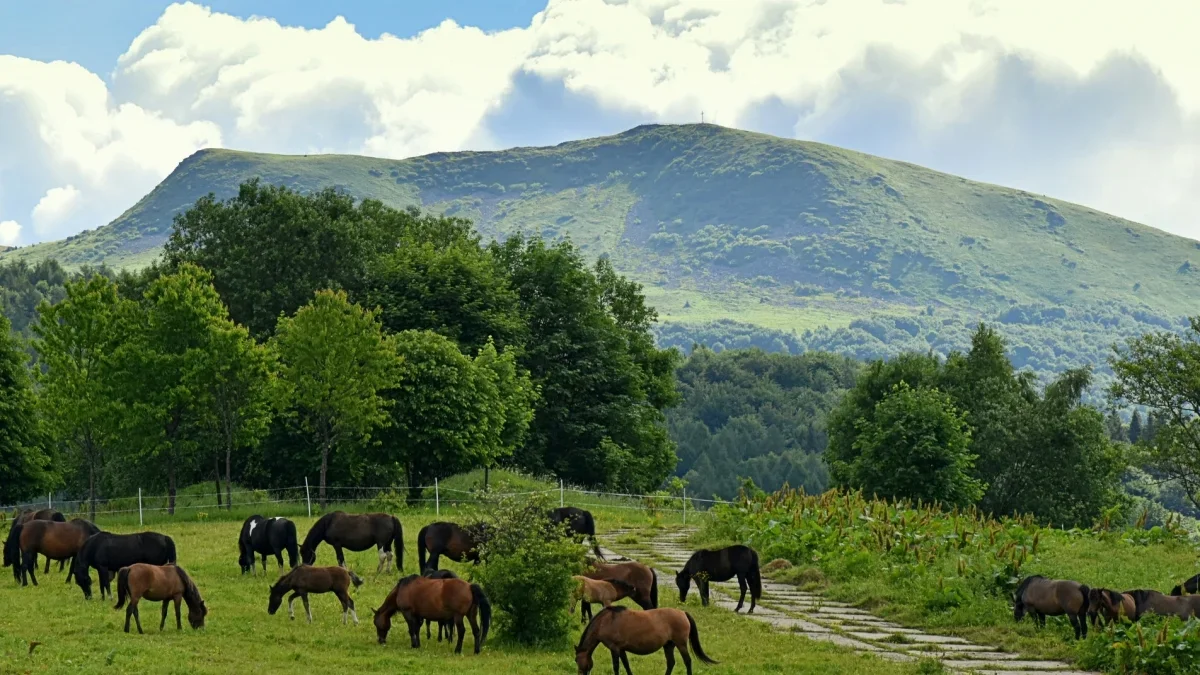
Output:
575,606,717,675
572,576,637,623
1013,575,1091,639
371,574,491,654
1128,590,1200,620
113,563,207,634
268,565,363,624
1088,588,1137,626
300,511,403,572
584,560,658,610
17,518,100,586
4,508,66,580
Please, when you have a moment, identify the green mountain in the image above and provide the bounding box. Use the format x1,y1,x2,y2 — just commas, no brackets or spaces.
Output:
6,123,1196,378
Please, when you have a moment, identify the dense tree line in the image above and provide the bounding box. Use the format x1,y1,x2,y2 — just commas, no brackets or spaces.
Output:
826,324,1127,526
1,181,679,509
668,347,857,500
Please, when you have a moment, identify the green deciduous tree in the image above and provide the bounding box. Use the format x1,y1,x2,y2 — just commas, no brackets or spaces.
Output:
272,290,395,507
0,314,52,503
163,180,404,338
492,236,680,492
111,263,232,514
32,275,131,519
842,382,982,506
1110,317,1200,509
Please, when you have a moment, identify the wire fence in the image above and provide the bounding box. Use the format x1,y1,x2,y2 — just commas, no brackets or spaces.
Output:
2,479,734,526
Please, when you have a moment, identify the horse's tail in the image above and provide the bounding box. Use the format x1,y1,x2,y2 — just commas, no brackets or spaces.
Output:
348,570,364,588
114,567,131,610
650,570,659,608
417,525,428,571
391,516,404,571
686,612,718,664
471,583,491,649
1078,583,1091,620
283,520,300,568
606,578,636,600
165,536,177,564
747,549,763,601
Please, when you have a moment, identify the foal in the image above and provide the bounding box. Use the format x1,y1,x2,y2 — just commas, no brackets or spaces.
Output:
268,565,363,625
1088,588,1136,626
583,560,658,609
423,569,459,642
1013,575,1091,639
113,564,207,634
575,606,718,675
572,576,637,623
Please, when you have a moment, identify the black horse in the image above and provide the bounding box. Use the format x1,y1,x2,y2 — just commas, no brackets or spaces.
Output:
300,511,403,573
549,507,604,559
238,515,299,574
417,521,490,572
73,531,177,600
1172,574,1200,596
676,545,762,613
5,509,66,581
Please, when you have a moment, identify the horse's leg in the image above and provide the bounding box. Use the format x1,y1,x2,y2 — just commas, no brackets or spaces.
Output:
124,602,134,633
664,643,677,675
468,608,482,654
287,591,300,620
261,554,268,574
160,600,169,630
735,574,747,612
43,555,50,574
174,597,183,630
132,599,144,634
453,614,466,654
426,618,432,640
335,546,346,569
611,649,622,675
98,567,110,599
302,594,312,623
700,578,710,607
22,550,37,586
427,552,439,572
583,600,592,623
64,556,73,583
620,652,633,675
275,551,284,569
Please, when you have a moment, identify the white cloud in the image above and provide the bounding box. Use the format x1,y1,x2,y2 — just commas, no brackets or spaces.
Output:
0,221,21,246
1,0,1199,244
31,185,82,232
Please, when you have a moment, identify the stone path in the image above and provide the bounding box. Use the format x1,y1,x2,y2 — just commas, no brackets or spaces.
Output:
601,527,1098,675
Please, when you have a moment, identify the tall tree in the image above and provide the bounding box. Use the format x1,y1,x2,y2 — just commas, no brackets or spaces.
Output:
1110,317,1200,508
1129,410,1144,444
0,314,52,503
272,290,395,507
471,338,537,484
163,180,404,337
491,236,680,491
112,264,231,515
32,275,131,519
203,321,275,510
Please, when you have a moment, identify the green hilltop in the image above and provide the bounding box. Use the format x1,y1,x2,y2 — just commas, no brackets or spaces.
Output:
6,123,1197,378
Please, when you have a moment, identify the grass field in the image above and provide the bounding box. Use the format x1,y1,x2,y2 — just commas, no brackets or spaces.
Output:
0,501,927,675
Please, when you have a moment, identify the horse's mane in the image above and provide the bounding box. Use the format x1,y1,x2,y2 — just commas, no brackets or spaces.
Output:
395,574,421,589
175,565,202,606
1126,589,1157,611
301,512,340,550
71,519,101,536
1013,575,1045,600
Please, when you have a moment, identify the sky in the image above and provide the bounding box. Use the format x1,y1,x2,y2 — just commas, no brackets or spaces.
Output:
1,1,1199,248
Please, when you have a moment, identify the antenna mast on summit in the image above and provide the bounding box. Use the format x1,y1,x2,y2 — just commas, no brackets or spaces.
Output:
701,110,705,124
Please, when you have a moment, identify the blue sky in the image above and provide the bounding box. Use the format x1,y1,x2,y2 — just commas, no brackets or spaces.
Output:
1,1,1198,246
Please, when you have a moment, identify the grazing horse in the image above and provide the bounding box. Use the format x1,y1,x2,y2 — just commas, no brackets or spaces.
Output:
575,606,718,675
4,509,66,580
584,560,658,610
550,507,604,559
1171,574,1200,596
17,518,100,586
238,515,299,574
371,573,491,655
113,563,207,634
1088,588,1137,626
268,565,363,624
416,521,490,572
300,511,403,573
1013,575,1091,639
572,576,637,623
422,569,459,642
1128,589,1200,620
676,545,761,613
73,531,177,600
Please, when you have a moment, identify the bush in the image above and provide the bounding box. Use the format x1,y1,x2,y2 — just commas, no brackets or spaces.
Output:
1078,616,1200,674
471,493,588,646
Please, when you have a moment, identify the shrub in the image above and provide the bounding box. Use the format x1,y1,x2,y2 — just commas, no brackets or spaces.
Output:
1079,616,1200,674
471,493,588,646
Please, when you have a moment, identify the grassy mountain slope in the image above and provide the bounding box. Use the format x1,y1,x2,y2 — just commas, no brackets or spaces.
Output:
6,123,1197,378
